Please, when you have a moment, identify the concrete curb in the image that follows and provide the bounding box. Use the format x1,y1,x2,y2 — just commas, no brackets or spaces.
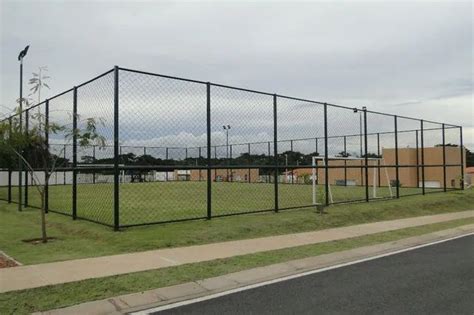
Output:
35,223,474,315
0,250,23,266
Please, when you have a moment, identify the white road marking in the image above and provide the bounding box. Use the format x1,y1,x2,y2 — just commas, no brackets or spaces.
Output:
132,232,474,314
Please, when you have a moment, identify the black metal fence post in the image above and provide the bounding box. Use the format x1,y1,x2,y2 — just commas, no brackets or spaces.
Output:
72,87,78,220
63,145,66,185
230,144,233,182
442,123,447,191
324,103,329,206
460,126,464,190
343,136,347,186
113,66,120,230
273,94,279,212
394,115,399,198
363,108,369,202
377,133,381,188
165,147,169,181
316,137,320,186
248,143,251,183
45,99,49,213
24,110,29,207
206,82,212,219
415,130,419,188
421,120,425,195
92,145,96,184
213,145,217,179
198,146,202,181
8,117,12,203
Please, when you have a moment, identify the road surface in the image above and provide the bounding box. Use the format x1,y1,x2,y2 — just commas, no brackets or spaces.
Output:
151,234,474,314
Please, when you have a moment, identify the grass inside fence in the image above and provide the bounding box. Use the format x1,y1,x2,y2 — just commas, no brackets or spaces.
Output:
0,181,442,225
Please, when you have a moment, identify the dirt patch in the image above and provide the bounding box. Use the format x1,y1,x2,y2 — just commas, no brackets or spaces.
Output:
0,254,18,268
21,237,58,244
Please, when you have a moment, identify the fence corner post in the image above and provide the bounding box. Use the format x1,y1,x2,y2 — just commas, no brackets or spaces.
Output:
363,106,369,202
442,123,447,192
420,120,425,195
45,99,49,213
206,82,212,219
72,87,78,220
394,115,399,199
113,66,120,230
324,103,329,206
273,94,279,213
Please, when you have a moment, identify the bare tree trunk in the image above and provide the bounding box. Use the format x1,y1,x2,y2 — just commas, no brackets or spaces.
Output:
41,190,48,243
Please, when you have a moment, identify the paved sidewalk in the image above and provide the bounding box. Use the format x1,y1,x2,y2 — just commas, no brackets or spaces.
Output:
1,210,473,293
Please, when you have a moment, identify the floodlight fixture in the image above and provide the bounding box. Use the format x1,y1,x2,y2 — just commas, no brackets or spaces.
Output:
18,45,30,61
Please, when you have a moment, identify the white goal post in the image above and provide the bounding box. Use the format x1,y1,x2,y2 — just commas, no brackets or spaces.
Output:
311,156,393,205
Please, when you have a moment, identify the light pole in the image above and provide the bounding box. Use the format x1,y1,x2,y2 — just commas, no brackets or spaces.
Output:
17,45,29,212
223,125,231,181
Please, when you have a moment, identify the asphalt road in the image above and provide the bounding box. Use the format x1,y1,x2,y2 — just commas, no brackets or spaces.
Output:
153,235,474,315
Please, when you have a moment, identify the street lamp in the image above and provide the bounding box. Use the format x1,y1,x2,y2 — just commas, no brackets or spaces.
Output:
17,45,29,212
223,125,231,181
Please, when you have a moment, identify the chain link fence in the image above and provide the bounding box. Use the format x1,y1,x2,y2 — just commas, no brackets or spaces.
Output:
0,66,465,229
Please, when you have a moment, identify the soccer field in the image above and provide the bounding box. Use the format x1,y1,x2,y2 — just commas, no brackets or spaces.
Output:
0,181,436,227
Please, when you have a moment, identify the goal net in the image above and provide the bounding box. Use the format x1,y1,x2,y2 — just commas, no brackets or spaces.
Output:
311,156,393,205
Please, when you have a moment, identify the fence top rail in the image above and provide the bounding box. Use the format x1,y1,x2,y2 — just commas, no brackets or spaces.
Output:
1,65,462,129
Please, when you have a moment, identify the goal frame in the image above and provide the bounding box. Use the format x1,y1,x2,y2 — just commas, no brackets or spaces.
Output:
311,156,393,205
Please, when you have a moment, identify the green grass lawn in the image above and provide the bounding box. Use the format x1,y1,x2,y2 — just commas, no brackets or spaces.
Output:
0,186,472,265
1,217,473,315
0,181,439,226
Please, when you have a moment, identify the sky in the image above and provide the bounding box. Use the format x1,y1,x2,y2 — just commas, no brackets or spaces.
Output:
0,0,473,154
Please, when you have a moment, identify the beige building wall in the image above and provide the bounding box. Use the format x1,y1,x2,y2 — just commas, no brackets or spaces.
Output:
290,146,465,188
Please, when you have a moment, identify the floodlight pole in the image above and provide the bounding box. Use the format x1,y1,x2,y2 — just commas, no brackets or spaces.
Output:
17,45,29,211
18,55,23,212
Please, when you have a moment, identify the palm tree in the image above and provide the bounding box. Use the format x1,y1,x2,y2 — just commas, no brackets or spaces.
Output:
29,66,50,105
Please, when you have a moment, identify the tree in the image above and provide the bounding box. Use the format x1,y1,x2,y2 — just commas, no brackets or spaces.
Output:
361,153,381,158
336,151,351,157
29,66,50,105
0,109,105,243
435,143,459,147
466,148,474,167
